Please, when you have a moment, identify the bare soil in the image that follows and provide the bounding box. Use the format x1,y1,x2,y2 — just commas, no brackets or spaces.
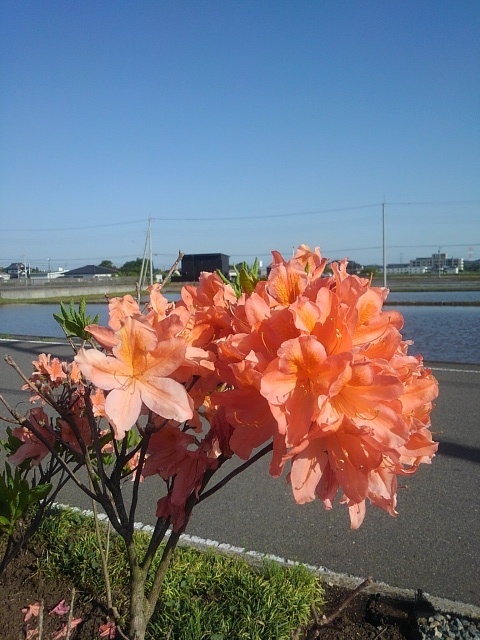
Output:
0,546,106,639
0,546,429,639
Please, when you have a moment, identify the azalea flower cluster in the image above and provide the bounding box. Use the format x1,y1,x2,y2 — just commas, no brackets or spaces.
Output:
12,245,438,530
10,354,93,465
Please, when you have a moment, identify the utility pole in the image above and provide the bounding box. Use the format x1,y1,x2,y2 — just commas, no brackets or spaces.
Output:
382,200,387,288
139,219,150,291
139,218,154,290
149,218,153,286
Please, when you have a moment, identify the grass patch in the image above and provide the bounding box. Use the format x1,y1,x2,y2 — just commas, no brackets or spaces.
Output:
34,507,324,639
0,293,134,306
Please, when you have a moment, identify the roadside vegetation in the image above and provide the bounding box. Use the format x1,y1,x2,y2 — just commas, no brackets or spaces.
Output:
21,506,325,639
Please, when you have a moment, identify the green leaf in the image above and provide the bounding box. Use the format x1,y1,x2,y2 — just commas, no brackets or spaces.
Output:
0,514,14,535
27,483,52,504
219,259,265,298
239,267,256,294
53,298,99,340
63,319,81,334
216,270,231,286
60,301,70,320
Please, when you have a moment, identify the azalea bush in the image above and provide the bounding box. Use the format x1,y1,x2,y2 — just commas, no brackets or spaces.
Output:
0,245,439,640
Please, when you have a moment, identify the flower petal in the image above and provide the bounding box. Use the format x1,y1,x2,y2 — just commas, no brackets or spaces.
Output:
139,377,193,423
75,348,130,390
104,385,143,439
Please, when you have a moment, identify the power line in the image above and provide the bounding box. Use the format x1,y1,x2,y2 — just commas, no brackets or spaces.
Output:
231,242,480,259
1,199,478,232
387,200,480,206
5,242,479,264
153,203,381,222
389,243,480,249
0,204,380,231
0,219,150,232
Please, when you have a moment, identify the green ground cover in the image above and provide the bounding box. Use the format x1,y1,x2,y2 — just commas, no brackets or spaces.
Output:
33,507,325,640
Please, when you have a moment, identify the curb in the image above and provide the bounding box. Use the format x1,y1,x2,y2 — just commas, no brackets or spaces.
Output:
57,503,480,622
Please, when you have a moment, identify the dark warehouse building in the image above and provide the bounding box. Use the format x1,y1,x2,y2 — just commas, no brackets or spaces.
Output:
181,253,230,281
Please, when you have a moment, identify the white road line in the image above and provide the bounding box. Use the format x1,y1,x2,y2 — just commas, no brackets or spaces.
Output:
430,366,480,374
0,338,67,345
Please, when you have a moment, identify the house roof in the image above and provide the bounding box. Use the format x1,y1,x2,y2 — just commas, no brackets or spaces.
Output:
64,265,117,276
6,262,25,271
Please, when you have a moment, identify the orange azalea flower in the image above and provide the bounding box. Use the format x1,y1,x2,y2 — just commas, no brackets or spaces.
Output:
147,283,172,318
212,359,277,460
10,408,55,465
293,244,328,277
179,272,236,339
75,316,193,439
57,412,93,453
108,294,140,330
68,360,83,384
144,424,219,531
353,288,404,348
86,294,141,349
287,417,401,528
142,425,197,480
223,245,438,526
292,291,356,356
84,323,119,350
31,353,67,384
90,387,107,418
261,335,352,446
230,301,298,367
267,259,308,306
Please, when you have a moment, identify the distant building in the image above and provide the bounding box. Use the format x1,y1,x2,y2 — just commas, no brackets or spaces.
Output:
380,252,464,275
409,253,464,273
382,263,428,275
464,259,480,272
345,260,363,275
325,259,363,275
30,268,66,281
384,263,411,275
63,265,118,279
181,253,229,281
5,262,27,278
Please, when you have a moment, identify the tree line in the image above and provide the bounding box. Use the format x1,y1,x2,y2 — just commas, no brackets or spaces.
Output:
98,258,162,276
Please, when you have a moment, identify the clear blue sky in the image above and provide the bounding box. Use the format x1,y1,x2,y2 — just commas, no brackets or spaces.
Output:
1,0,479,271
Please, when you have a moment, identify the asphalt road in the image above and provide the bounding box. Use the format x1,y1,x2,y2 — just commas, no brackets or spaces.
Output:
1,339,479,607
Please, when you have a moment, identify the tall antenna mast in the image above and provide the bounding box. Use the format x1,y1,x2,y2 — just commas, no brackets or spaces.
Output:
139,218,152,292
149,218,153,286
